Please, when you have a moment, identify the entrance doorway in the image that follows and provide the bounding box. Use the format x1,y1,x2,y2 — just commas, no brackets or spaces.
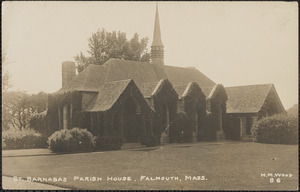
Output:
123,97,141,143
246,116,252,135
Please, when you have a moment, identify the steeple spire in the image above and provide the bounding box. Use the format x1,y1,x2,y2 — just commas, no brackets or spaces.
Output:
152,3,163,47
151,3,164,67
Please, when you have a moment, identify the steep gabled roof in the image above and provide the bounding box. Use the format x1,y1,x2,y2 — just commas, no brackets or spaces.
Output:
201,86,215,97
164,65,216,89
104,59,165,89
174,82,207,99
150,79,178,99
173,84,188,98
55,59,216,99
225,84,274,113
83,79,132,112
56,58,167,94
142,82,160,98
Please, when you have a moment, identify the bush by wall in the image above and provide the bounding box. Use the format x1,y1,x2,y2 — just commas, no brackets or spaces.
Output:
2,129,47,149
252,114,298,144
94,135,125,151
47,128,95,152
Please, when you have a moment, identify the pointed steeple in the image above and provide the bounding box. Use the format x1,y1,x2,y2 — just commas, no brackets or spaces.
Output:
152,3,164,47
151,3,164,67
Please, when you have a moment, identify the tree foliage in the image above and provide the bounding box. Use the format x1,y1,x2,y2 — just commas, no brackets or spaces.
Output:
2,91,48,130
2,53,12,91
74,29,151,72
287,104,298,117
252,114,298,144
2,53,14,131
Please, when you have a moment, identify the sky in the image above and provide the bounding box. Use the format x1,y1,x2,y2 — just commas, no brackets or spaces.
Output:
2,1,298,109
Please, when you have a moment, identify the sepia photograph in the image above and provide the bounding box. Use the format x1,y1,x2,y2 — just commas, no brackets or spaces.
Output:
1,1,298,190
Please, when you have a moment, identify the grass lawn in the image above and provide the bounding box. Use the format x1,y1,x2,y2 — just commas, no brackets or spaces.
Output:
2,141,298,190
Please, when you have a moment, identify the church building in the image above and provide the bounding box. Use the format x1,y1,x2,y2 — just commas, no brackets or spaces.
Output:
41,5,284,147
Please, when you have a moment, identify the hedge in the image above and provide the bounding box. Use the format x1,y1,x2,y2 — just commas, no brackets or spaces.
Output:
2,129,47,149
47,128,95,152
252,114,298,144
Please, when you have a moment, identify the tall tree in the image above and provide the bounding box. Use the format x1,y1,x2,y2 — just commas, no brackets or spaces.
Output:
2,53,12,91
2,53,13,131
1,54,48,131
74,29,151,73
2,91,48,131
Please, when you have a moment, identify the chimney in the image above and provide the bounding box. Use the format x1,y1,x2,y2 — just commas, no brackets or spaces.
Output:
62,61,76,88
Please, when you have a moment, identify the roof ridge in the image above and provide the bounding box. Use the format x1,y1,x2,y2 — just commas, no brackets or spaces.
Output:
106,79,132,84
225,83,273,89
151,79,164,96
207,84,218,99
165,65,195,70
174,84,188,87
164,65,216,86
107,58,150,65
182,82,193,98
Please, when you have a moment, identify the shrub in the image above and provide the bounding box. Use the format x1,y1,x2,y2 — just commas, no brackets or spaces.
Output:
252,114,298,144
94,135,125,151
2,129,47,149
47,128,95,152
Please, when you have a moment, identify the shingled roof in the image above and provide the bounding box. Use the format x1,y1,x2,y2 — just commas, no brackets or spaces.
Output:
56,58,216,98
225,84,276,113
173,84,188,98
83,79,132,112
104,59,167,89
56,64,106,93
142,82,160,98
201,86,215,97
164,65,216,89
